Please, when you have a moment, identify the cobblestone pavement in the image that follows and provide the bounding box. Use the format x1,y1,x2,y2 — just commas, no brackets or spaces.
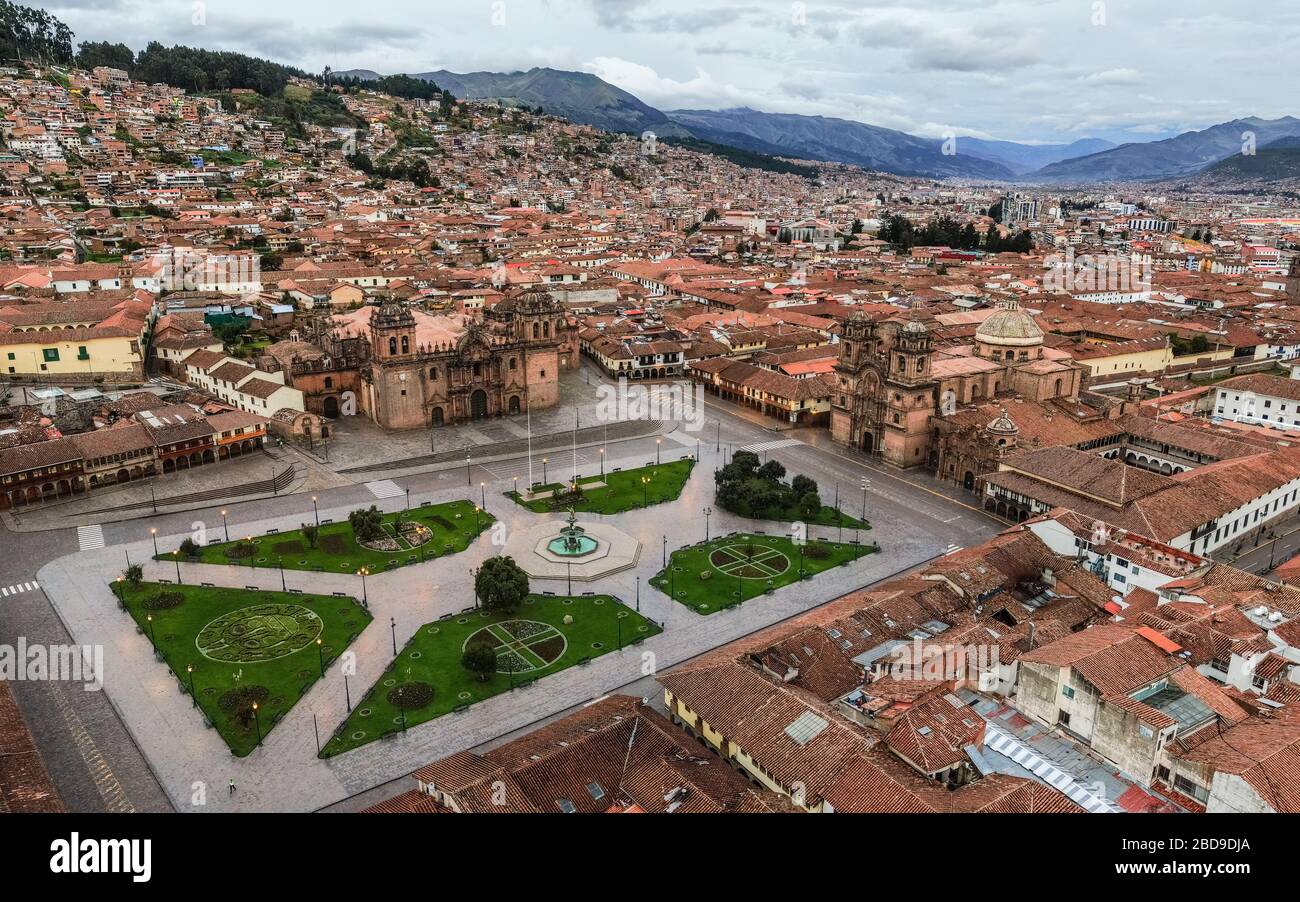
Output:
12,369,1006,812
35,426,991,812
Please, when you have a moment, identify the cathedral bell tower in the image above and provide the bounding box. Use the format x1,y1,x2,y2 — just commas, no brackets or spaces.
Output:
372,303,417,361
890,317,933,385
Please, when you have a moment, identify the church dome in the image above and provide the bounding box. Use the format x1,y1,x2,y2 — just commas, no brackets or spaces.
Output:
986,407,1018,436
975,298,1043,348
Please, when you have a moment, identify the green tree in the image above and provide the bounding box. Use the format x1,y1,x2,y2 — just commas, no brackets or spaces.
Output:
475,555,530,613
301,523,319,548
348,505,384,542
123,563,143,587
461,642,498,682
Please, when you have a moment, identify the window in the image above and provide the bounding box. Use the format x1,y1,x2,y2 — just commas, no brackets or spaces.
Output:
1062,685,1075,699
1139,723,1154,739
77,346,89,360
1058,710,1070,726
42,348,59,362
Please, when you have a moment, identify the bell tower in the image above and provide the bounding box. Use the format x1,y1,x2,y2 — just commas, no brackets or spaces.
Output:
372,303,416,360
890,317,933,385
1287,256,1300,305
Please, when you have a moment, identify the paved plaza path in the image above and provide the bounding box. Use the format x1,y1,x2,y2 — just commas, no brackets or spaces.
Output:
36,432,950,813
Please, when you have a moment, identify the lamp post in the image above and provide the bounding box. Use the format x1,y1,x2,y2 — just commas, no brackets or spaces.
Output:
636,575,641,612
641,476,650,507
357,567,369,607
716,420,720,453
251,701,262,747
474,504,482,532
344,673,352,712
480,481,486,509
221,509,229,542
405,487,411,511
390,616,397,656
703,506,713,542
656,437,661,464
311,496,319,527
566,560,572,596
150,527,158,557
835,483,842,543
316,637,324,679
186,664,196,707
145,613,156,647
472,566,480,609
278,556,286,592
542,457,548,486
599,447,605,478
617,616,623,651
513,475,518,499
662,535,667,568
465,446,471,486
172,550,181,584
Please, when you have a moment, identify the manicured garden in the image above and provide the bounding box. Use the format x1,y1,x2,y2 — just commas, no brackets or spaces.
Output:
505,458,695,514
649,533,876,615
110,579,371,757
320,594,660,757
158,499,493,573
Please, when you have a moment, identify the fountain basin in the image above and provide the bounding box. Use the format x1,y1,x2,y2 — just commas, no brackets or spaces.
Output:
547,534,599,557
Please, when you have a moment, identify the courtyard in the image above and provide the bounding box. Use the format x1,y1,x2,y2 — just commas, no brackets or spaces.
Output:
110,580,372,757
320,593,661,757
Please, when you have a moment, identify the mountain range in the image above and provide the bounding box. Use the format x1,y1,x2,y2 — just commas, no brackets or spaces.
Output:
335,66,1300,185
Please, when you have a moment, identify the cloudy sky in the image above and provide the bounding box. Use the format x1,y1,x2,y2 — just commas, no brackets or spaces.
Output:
32,0,1300,144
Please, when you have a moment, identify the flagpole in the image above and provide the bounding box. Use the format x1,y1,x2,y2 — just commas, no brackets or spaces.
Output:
572,406,578,485
527,402,533,489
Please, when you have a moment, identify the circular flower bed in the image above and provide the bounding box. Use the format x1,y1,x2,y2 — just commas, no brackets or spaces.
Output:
386,681,434,709
144,591,184,610
218,684,270,729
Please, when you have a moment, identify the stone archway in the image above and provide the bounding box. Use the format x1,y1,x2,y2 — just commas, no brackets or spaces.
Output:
508,395,521,415
861,432,874,455
322,395,340,418
963,471,975,491
470,389,488,420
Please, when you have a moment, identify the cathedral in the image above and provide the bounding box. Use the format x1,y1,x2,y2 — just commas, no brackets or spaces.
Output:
297,289,572,430
831,299,1085,469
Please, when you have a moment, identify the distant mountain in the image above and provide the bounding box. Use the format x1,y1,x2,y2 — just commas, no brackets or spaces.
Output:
1191,136,1300,183
958,137,1115,175
412,67,692,138
332,68,381,82
664,107,1014,179
1029,117,1300,182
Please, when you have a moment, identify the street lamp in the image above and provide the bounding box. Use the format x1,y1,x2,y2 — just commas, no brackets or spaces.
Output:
278,556,286,592
316,637,324,679
480,481,486,509
150,527,158,557
357,567,369,607
221,509,229,542
390,616,397,655
662,535,667,568
465,446,471,486
186,664,196,707
344,673,352,712
474,504,482,532
703,506,713,542
567,560,572,596
251,701,262,747
636,575,641,612
542,457,548,485
513,475,518,498
599,447,605,478
716,420,720,453
172,550,181,584
311,496,319,527
641,476,650,507
656,437,661,464
146,613,156,647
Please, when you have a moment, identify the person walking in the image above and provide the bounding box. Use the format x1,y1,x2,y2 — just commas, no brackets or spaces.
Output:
229,778,236,796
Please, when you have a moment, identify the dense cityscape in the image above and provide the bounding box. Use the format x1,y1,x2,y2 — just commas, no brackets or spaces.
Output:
0,0,1296,880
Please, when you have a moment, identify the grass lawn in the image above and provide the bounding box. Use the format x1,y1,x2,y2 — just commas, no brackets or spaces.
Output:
158,499,492,574
505,459,694,514
649,533,876,615
320,594,660,757
110,580,371,757
752,502,870,530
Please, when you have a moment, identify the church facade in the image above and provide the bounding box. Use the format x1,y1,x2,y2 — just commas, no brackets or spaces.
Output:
831,299,1086,469
297,290,571,431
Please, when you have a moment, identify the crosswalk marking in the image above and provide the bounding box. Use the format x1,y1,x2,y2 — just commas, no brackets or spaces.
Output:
77,524,105,550
365,479,405,500
942,544,962,556
739,438,804,455
1,581,39,597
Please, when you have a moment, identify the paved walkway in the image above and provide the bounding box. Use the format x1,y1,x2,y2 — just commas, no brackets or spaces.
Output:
37,434,947,812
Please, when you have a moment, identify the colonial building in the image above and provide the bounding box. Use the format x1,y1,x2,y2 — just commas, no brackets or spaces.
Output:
830,299,1084,468
313,289,571,430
